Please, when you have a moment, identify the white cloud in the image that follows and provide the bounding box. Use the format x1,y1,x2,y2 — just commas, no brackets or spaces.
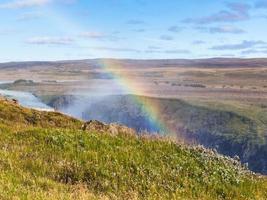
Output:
17,11,43,21
145,49,191,54
26,36,74,45
0,0,74,9
92,46,141,53
211,40,266,50
168,26,183,33
0,0,51,8
79,32,106,39
183,3,251,24
0,29,16,35
79,31,122,41
160,35,174,41
209,26,245,34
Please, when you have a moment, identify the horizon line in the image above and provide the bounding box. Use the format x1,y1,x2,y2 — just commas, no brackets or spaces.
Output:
1,57,267,64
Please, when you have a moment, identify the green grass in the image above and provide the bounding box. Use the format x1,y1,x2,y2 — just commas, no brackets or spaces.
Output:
0,98,82,129
32,94,267,174
0,98,267,199
127,96,267,174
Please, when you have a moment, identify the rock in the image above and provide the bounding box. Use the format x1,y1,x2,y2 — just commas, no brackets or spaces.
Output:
12,99,19,104
234,155,240,161
0,96,19,105
82,120,136,136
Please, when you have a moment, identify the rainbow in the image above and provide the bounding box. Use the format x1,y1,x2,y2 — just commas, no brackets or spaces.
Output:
97,59,172,135
43,8,173,135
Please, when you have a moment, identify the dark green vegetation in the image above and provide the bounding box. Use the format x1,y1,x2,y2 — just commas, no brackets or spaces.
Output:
0,79,35,90
0,98,267,199
100,96,267,175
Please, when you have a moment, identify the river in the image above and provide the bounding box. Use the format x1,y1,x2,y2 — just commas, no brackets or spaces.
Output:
0,89,54,111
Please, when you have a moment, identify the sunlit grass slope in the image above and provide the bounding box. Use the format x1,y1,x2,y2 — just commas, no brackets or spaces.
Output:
0,98,266,199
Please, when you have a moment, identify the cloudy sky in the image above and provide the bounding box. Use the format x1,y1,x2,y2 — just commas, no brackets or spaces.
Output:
0,0,267,61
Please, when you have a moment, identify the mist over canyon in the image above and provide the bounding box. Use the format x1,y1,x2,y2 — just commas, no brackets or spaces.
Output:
48,95,163,133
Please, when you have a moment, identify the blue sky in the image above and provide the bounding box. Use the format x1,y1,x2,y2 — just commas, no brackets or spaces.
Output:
0,0,267,61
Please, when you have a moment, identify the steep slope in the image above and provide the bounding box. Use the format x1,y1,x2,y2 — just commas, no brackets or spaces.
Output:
0,97,82,129
0,98,266,199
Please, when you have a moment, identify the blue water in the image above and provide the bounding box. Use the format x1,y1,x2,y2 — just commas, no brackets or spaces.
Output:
0,89,53,110
0,81,12,84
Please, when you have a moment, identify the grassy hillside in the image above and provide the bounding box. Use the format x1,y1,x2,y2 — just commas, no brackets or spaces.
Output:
0,98,267,199
58,95,266,174
0,97,82,129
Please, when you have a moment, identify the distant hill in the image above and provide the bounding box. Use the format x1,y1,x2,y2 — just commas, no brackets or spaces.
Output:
0,97,266,199
1,58,267,70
